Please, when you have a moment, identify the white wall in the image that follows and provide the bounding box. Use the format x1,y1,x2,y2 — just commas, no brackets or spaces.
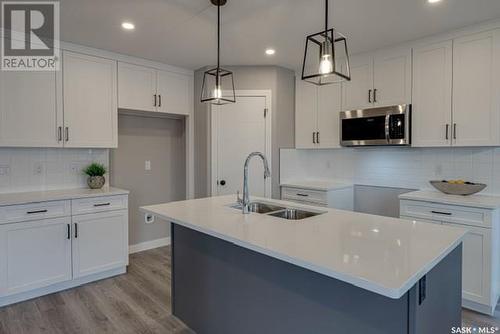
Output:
0,148,108,194
281,147,500,195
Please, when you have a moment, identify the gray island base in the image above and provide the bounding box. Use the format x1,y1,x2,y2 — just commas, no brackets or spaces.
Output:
171,223,462,334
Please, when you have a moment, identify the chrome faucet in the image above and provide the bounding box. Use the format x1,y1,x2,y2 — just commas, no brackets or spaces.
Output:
237,152,271,214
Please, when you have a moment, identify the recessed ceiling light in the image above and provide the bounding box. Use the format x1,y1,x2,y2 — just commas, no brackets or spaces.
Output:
265,49,276,55
427,0,442,4
121,22,135,30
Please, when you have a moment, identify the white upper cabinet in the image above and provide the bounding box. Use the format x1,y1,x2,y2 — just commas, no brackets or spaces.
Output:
295,80,318,149
0,50,63,147
118,62,191,116
412,40,453,147
373,47,412,107
452,29,500,147
118,62,157,112
317,82,342,148
63,51,118,148
341,47,411,111
341,54,373,111
157,70,190,115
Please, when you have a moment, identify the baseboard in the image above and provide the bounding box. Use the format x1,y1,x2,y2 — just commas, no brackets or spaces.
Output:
129,237,171,254
462,298,496,316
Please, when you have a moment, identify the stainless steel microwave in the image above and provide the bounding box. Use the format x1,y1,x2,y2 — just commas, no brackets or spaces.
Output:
340,104,411,147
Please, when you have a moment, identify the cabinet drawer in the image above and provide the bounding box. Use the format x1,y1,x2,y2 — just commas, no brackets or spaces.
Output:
281,187,327,205
72,195,128,215
0,200,71,224
400,200,491,228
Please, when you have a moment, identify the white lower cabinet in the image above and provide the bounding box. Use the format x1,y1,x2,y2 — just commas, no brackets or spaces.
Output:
72,210,128,279
400,199,498,315
0,194,128,306
0,217,72,297
281,186,353,211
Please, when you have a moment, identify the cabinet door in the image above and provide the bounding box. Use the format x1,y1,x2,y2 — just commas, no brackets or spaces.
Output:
412,40,453,147
63,51,118,148
0,217,72,297
453,29,500,146
295,80,318,149
341,54,373,111
72,210,128,279
118,62,157,112
157,70,190,115
442,222,491,306
373,47,412,107
0,53,63,147
317,83,342,148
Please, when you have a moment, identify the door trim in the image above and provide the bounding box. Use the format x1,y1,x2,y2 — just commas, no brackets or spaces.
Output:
210,90,272,198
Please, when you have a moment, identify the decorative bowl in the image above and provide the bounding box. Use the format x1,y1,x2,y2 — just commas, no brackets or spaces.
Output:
430,180,486,196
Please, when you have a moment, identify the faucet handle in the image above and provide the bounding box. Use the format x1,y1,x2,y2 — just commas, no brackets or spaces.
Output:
236,191,242,204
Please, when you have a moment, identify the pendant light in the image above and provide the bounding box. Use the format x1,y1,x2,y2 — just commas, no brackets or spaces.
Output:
301,0,351,85
201,0,236,105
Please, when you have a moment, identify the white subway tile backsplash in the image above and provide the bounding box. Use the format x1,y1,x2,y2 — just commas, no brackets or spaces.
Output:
0,148,109,194
280,147,500,196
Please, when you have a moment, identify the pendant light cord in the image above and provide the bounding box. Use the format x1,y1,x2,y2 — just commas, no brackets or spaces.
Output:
217,3,221,71
325,0,328,33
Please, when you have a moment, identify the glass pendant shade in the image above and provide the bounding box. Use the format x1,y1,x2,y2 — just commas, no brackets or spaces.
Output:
201,67,236,105
301,0,351,86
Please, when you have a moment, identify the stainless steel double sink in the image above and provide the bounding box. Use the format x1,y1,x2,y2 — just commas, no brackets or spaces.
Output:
230,201,325,220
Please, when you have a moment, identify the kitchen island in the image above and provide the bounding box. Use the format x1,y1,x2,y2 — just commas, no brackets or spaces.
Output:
141,195,466,334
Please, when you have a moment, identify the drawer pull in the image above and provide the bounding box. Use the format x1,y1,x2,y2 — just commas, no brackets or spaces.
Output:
431,210,452,216
67,224,71,240
296,193,309,197
74,223,78,239
93,203,111,207
26,209,48,214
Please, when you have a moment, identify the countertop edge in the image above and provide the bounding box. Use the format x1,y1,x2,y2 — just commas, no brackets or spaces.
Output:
140,204,465,299
0,187,130,207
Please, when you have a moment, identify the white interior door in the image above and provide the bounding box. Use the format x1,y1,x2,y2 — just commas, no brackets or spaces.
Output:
213,95,270,197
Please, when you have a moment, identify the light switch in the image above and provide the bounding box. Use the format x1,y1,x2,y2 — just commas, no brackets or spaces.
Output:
145,160,151,171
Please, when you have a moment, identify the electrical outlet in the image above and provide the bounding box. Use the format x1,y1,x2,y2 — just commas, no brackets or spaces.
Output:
33,162,44,175
0,164,10,176
145,160,151,171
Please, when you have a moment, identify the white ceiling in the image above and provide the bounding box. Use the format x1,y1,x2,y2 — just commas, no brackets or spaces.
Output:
59,0,500,70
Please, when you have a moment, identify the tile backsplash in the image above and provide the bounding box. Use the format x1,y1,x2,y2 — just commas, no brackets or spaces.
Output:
0,148,109,194
280,147,500,195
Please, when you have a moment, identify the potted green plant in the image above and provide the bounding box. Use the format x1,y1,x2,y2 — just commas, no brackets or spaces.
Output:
83,163,107,189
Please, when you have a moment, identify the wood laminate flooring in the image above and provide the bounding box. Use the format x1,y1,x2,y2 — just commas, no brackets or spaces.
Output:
0,246,498,334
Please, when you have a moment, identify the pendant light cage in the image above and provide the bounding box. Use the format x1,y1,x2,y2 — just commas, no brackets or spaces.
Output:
201,67,236,105
201,0,236,105
301,0,351,85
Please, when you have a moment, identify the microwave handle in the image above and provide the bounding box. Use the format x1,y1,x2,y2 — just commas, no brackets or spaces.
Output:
385,114,390,142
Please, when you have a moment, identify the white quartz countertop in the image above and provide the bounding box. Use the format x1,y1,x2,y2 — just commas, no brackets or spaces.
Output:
141,195,466,299
0,187,129,206
280,179,352,191
399,190,500,209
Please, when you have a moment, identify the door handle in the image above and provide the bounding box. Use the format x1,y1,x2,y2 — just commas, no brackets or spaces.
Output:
445,124,449,140
219,180,226,186
67,224,71,240
368,89,372,103
316,132,320,144
431,210,452,216
312,132,316,144
27,209,48,214
74,223,78,238
58,126,62,142
373,89,378,103
65,127,69,142
453,123,457,140
158,95,162,107
154,94,157,107
93,202,111,207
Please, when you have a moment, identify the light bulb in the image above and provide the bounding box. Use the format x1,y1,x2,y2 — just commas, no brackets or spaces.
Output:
319,54,333,75
213,86,222,99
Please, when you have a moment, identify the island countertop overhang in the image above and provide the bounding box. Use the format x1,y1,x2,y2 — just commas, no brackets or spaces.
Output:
140,195,466,299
